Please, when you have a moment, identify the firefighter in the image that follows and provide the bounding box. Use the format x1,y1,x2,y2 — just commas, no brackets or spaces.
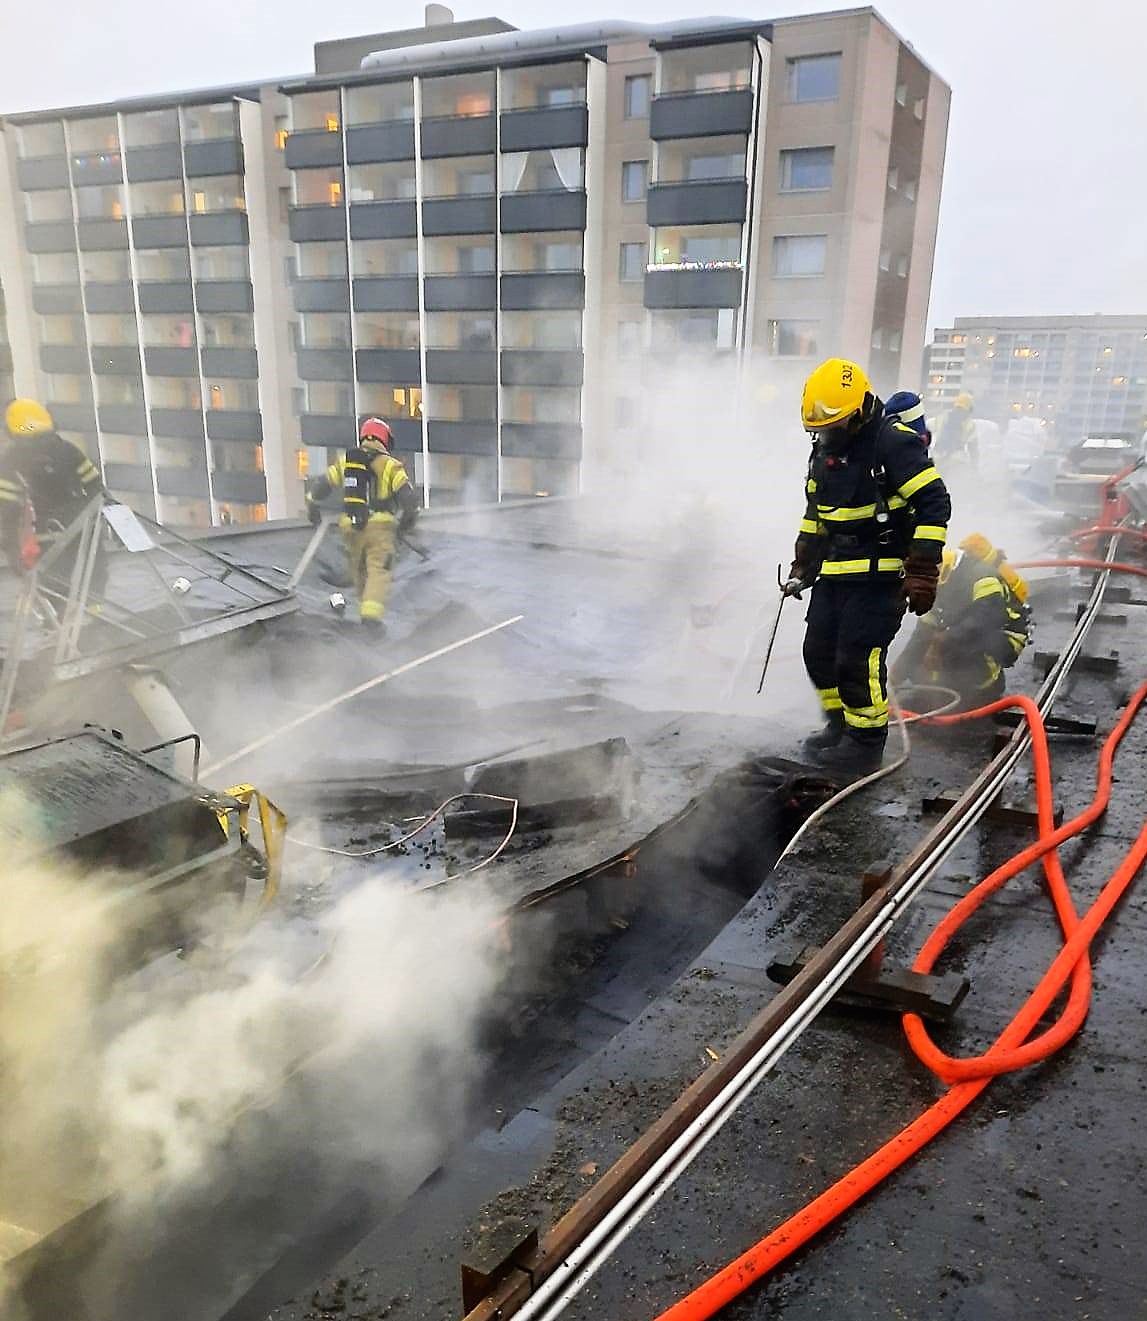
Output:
891,534,1031,706
884,390,930,447
783,358,952,773
0,399,104,591
305,417,417,633
932,392,978,470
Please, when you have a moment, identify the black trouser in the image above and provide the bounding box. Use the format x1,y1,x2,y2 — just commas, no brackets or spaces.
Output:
802,576,907,745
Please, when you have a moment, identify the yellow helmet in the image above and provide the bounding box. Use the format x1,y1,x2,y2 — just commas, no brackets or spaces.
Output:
5,398,54,436
939,548,958,584
955,392,974,411
959,532,999,565
801,358,872,431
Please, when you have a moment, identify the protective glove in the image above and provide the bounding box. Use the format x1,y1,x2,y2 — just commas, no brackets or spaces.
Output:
306,497,322,527
903,555,940,616
781,558,812,598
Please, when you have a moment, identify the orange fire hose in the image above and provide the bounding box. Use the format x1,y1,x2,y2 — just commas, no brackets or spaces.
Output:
1009,557,1147,579
653,678,1147,1321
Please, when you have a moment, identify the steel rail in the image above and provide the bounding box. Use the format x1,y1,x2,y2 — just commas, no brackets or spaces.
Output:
468,542,1120,1321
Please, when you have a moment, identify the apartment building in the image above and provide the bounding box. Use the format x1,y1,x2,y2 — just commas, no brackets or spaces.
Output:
925,315,1147,444
0,7,950,524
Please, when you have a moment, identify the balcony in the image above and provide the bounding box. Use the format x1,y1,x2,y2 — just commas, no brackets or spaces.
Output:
425,350,496,385
296,347,354,381
201,347,258,378
649,89,754,141
32,283,83,314
500,271,585,310
346,122,416,164
70,153,123,187
499,105,588,153
24,221,76,253
352,276,419,312
157,464,210,497
17,155,70,190
501,421,582,460
422,195,496,236
188,211,249,246
646,179,748,227
349,200,417,240
288,205,347,243
356,348,421,382
205,410,263,443
420,114,496,159
184,138,244,178
643,264,744,308
150,408,205,440
143,346,198,376
301,413,357,446
125,143,183,182
423,274,497,312
84,281,135,313
500,189,587,233
195,279,253,312
98,403,147,433
284,129,343,169
132,215,188,249
77,218,130,251
292,279,350,312
212,470,268,504
138,279,194,313
46,401,97,432
426,420,497,456
91,345,142,375
104,462,154,494
501,350,584,387
40,344,89,374
381,416,423,453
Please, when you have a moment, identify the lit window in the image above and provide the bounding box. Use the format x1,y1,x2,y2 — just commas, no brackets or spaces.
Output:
192,190,206,213
787,54,841,103
296,448,309,478
774,234,827,277
325,114,340,133
1103,346,1113,355
780,146,833,192
767,319,819,357
328,180,342,207
624,75,651,119
275,129,289,150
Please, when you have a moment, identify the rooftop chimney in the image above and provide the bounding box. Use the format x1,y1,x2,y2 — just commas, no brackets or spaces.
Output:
425,4,454,26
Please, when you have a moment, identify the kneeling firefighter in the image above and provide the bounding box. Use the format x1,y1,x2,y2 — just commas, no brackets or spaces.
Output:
305,418,418,632
783,358,952,773
891,534,1031,706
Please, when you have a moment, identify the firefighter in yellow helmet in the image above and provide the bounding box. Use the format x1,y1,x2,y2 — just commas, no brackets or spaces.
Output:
932,391,978,471
783,358,952,773
304,417,418,634
892,535,1031,706
1,398,104,584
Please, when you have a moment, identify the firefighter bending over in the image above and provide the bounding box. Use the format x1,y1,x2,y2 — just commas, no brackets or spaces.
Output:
891,534,1031,707
306,417,417,633
783,358,952,774
0,399,104,589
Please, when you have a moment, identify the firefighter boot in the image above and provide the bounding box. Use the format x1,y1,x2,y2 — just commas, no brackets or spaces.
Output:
802,709,845,757
814,729,886,776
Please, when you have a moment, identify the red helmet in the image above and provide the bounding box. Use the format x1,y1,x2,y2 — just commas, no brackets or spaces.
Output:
359,417,393,450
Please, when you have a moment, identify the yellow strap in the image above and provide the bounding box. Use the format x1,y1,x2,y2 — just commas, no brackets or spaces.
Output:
818,503,878,522
897,466,941,499
0,489,21,504
887,494,907,510
914,524,948,543
844,707,889,729
0,478,22,495
798,518,820,536
816,686,843,711
820,557,904,575
867,646,885,711
326,461,342,485
972,576,1005,601
978,656,1003,686
806,478,817,494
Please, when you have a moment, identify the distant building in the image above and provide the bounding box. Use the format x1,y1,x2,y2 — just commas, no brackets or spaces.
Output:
0,6,950,525
924,315,1147,445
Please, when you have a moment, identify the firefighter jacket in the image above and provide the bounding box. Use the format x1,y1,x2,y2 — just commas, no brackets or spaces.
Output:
794,407,951,582
899,557,1031,686
308,449,417,531
933,408,977,464
0,431,101,561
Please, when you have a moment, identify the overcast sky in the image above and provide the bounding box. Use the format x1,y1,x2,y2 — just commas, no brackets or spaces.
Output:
5,0,1143,334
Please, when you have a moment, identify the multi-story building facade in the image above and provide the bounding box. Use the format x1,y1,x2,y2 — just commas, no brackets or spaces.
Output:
0,6,950,524
925,315,1147,445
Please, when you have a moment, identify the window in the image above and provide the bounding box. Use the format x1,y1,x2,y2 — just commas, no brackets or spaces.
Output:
536,239,581,271
131,181,185,216
780,147,833,192
18,121,65,158
896,255,909,278
888,329,903,353
773,234,827,278
293,168,343,208
201,314,254,348
82,250,130,282
619,243,645,282
74,184,125,221
181,103,237,142
871,327,884,351
622,160,648,202
194,246,249,280
904,179,917,202
296,241,348,279
141,314,195,347
297,312,351,348
33,252,79,284
767,319,819,357
25,189,71,224
190,174,245,213
136,248,190,281
914,97,926,121
887,165,899,191
787,54,841,103
895,82,907,107
618,320,642,357
685,151,744,181
456,244,495,273
624,75,651,119
681,233,740,263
